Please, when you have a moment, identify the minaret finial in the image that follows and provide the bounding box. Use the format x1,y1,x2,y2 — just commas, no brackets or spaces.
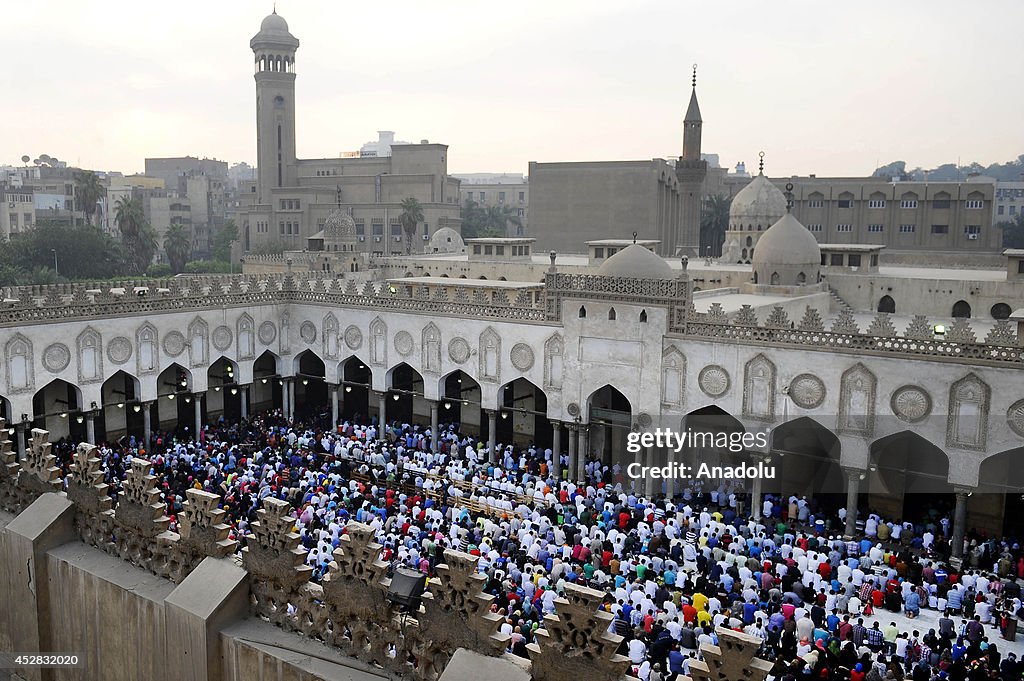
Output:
784,182,794,213
691,64,697,89
632,231,638,245
758,151,765,176
272,2,277,14
336,184,342,208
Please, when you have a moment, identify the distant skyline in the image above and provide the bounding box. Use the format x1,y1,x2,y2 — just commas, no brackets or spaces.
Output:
2,1,1022,178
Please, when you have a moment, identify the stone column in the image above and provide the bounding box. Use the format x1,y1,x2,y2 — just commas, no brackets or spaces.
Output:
194,392,204,436
142,401,153,446
430,400,440,453
240,386,249,419
645,444,657,498
578,425,590,481
550,421,562,481
952,488,971,559
751,470,763,522
567,424,578,482
14,422,26,460
85,411,96,445
377,391,387,429
329,383,339,429
486,409,498,462
843,467,862,538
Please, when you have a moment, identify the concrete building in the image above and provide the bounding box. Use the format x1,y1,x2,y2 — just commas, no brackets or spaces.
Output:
0,185,35,238
459,180,528,236
144,156,228,189
358,130,410,158
994,179,1024,224
241,12,461,257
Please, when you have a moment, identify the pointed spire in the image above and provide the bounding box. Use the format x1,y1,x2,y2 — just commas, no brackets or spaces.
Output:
758,151,765,176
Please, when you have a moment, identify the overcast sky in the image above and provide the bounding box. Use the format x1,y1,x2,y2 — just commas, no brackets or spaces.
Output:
2,1,1022,178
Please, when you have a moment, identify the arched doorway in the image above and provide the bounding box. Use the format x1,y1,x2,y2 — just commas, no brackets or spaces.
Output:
498,378,551,449
386,363,425,426
156,363,194,434
877,295,895,313
98,370,143,443
586,384,633,466
32,379,85,442
973,447,1024,538
293,350,327,420
340,356,372,422
440,370,483,437
868,431,952,528
207,357,241,422
252,351,281,413
770,417,843,511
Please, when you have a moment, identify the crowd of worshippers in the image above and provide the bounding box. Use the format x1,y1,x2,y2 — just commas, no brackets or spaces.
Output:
38,408,1024,681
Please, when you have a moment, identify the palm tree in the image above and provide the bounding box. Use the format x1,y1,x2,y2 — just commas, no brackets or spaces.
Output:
484,204,524,237
163,223,193,274
75,171,105,226
700,194,731,257
398,197,424,255
115,195,156,273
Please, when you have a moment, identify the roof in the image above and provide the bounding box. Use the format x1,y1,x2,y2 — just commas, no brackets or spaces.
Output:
464,237,535,244
751,213,821,267
818,244,886,253
685,88,702,122
596,243,675,279
388,276,541,289
730,174,787,225
586,239,660,247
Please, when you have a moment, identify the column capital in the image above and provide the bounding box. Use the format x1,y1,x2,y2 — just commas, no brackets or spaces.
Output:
841,466,866,479
193,391,206,398
953,486,974,497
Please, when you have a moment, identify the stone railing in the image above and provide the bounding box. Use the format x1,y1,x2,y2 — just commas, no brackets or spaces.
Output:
683,303,1022,366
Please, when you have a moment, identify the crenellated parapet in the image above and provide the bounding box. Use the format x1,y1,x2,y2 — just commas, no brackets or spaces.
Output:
18,428,63,494
242,496,313,586
177,487,237,558
682,627,774,681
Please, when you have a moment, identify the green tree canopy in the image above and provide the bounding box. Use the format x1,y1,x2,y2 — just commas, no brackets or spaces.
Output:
74,170,106,225
0,221,128,285
212,220,239,262
163,223,193,274
700,194,731,257
399,197,425,254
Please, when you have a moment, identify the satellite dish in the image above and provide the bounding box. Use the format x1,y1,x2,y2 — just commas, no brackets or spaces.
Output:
20,155,29,164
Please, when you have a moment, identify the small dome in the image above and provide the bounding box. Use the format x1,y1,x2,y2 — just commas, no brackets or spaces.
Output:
753,213,820,266
323,209,355,239
730,174,786,230
260,12,289,33
597,244,674,279
428,227,464,253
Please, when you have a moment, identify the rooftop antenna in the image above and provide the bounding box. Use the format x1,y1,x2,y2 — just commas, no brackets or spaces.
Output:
758,151,765,176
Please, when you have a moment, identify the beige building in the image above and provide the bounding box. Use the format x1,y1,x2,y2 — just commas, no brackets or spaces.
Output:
0,185,35,237
993,179,1024,224
459,179,529,236
241,12,461,257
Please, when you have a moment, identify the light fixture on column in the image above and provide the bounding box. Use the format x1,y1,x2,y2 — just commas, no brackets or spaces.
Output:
168,394,175,400
133,404,141,413
230,388,238,395
184,396,192,404
344,386,351,393
117,402,124,409
393,393,400,401
6,428,13,436
261,378,268,384
302,379,309,386
444,401,451,410
501,411,508,420
60,412,68,418
75,414,84,424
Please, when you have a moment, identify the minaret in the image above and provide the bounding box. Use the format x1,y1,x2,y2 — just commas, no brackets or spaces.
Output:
251,10,300,206
675,64,708,256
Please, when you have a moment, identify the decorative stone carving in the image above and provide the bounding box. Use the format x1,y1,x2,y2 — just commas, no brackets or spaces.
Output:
344,324,363,350
734,305,758,326
947,372,990,451
258,320,277,345
421,323,441,375
479,327,501,383
369,317,387,366
18,428,62,494
187,316,209,367
866,312,897,336
299,320,317,344
212,325,233,352
904,315,933,340
394,330,414,357
163,330,186,357
279,312,291,355
322,313,339,360
764,306,790,329
830,308,860,334
510,342,535,371
43,342,71,373
448,337,471,364
566,402,581,418
76,326,103,383
5,333,33,393
1007,399,1024,438
882,387,928,426
115,457,171,537
685,628,773,681
798,306,825,332
743,354,776,421
661,346,686,409
543,333,564,390
107,336,133,365
789,373,826,409
242,496,313,586
527,582,630,681
947,317,977,343
322,520,390,619
136,322,158,375
67,442,112,513
838,363,876,436
236,313,255,360
178,488,237,558
986,320,1016,345
698,365,730,398
705,303,727,323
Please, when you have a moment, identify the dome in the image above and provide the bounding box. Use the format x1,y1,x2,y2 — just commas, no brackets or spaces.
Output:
427,227,465,254
260,12,289,33
751,212,821,286
323,209,355,239
729,174,786,231
597,244,674,279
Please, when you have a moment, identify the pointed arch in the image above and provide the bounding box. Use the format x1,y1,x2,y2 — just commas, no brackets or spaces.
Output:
543,333,564,391
322,312,340,360
742,353,776,421
608,307,617,320
478,326,501,383
187,316,209,368
236,313,255,360
838,363,876,436
661,345,686,409
135,322,159,375
368,317,387,366
76,326,103,384
421,322,441,375
947,372,990,450
5,333,34,393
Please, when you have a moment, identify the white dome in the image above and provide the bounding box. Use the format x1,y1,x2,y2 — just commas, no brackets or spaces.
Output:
260,12,289,33
427,227,465,253
751,213,820,268
729,174,786,231
596,244,674,279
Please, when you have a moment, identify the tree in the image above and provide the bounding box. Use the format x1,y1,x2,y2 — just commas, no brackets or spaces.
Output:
460,199,503,239
212,220,239,262
75,171,105,226
483,204,523,236
700,194,731,257
250,239,290,256
114,195,157,274
999,214,1024,249
163,223,193,274
0,221,128,283
398,197,424,255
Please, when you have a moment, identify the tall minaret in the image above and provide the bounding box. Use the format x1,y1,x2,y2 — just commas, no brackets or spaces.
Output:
675,65,708,256
251,10,299,205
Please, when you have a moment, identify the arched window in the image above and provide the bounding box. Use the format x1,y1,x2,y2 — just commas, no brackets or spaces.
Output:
877,295,895,314
796,272,806,284
578,306,587,319
991,302,1011,320
608,308,617,321
952,300,972,318
770,272,780,285
639,309,648,323
745,236,752,247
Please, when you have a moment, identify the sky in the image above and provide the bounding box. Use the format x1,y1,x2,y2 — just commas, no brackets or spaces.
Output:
2,0,1022,178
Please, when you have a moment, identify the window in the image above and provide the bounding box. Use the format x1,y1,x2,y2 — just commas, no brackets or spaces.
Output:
518,192,525,201
472,245,481,255
639,310,647,323
867,224,884,233
372,221,383,236
931,224,948,234
830,253,844,266
965,200,984,209
517,208,525,217
484,245,493,255
807,223,822,232
964,225,981,235
848,254,862,267
1011,206,1017,215
495,245,504,256
991,303,1012,320
498,192,505,202
838,199,853,209
836,224,852,232
23,213,31,226
466,192,473,200
808,199,824,208
933,198,951,209
391,221,401,237
578,306,587,318
280,199,286,210
423,223,429,236
607,248,617,257
899,224,916,233
608,308,616,320
9,213,16,227
279,221,285,235
900,199,918,209
594,247,604,258
868,199,886,208
870,254,879,266
479,191,485,200
1018,260,1024,274
355,221,365,236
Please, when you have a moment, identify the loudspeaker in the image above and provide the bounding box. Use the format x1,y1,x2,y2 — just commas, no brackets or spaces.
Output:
387,567,427,610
